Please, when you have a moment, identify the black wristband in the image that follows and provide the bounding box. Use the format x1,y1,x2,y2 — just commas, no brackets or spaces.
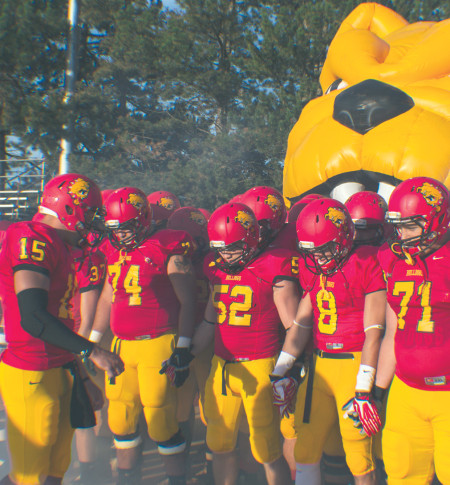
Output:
372,385,387,401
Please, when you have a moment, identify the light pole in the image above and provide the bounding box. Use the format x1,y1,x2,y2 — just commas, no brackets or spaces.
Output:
59,0,80,174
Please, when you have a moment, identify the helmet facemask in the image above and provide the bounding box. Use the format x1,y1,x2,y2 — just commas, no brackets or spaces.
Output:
107,217,150,251
353,220,385,247
211,240,257,274
300,240,349,276
387,214,436,259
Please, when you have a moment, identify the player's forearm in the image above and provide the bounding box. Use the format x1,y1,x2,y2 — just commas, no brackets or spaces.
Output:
191,320,215,356
17,288,94,356
90,291,112,341
375,333,396,389
177,299,196,339
273,280,301,330
78,289,101,338
360,329,383,368
281,323,311,360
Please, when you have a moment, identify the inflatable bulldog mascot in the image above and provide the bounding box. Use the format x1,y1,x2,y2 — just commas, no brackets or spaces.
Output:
283,2,450,205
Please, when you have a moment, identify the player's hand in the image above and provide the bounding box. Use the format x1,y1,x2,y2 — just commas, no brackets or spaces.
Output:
83,377,104,411
89,345,124,380
352,392,382,437
342,397,365,435
160,347,194,388
83,357,97,377
270,375,298,418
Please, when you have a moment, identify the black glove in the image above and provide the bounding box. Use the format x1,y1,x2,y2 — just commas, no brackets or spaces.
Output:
160,347,194,388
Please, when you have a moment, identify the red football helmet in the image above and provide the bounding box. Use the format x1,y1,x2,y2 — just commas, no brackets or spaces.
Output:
101,189,114,205
39,173,103,240
240,186,287,246
105,187,152,250
386,177,449,258
208,202,260,273
229,194,243,204
147,190,181,226
167,207,209,254
197,208,211,222
297,198,355,275
287,194,324,224
345,191,390,246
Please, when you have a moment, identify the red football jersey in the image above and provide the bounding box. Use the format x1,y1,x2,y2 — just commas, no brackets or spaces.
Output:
106,229,194,340
97,236,115,263
301,245,386,353
71,247,106,333
378,241,450,390
0,217,76,370
204,248,299,361
269,223,299,252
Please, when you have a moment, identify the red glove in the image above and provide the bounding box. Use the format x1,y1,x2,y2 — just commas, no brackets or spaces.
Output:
270,375,298,418
352,391,382,437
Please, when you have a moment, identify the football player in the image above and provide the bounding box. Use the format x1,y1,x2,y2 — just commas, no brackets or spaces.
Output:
71,245,109,484
271,198,386,485
240,186,287,250
167,202,301,485
375,177,450,485
167,206,213,477
0,173,123,485
147,190,181,230
345,191,391,247
90,187,196,485
240,186,301,480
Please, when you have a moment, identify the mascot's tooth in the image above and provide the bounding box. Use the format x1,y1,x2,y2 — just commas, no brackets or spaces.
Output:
330,182,365,204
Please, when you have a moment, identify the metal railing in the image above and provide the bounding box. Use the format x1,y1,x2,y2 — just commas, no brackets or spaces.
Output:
0,158,46,220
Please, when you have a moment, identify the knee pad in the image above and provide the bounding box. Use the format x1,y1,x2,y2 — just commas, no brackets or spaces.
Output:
294,427,323,464
114,431,142,450
156,430,186,456
143,402,178,443
206,422,237,455
108,401,140,437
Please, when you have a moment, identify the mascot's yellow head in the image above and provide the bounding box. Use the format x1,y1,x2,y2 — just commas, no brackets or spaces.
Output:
283,3,450,206
68,178,90,205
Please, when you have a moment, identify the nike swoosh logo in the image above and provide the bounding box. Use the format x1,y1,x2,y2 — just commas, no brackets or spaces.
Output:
432,256,443,260
29,381,42,385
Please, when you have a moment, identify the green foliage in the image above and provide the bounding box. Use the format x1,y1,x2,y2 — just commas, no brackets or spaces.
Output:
1,0,448,211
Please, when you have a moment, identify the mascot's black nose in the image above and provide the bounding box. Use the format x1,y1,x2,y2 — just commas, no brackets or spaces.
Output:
333,79,414,135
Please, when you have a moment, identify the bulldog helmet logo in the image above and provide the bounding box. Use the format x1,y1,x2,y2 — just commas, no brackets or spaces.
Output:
190,211,206,225
159,197,175,210
265,194,282,213
235,210,254,230
325,207,346,227
127,193,144,209
417,183,443,211
68,178,90,205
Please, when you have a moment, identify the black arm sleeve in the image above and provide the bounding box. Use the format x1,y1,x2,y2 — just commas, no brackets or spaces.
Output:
17,288,94,356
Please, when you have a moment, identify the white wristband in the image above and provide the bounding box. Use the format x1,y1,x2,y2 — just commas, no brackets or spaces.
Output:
364,324,385,333
272,351,297,377
177,336,192,348
89,330,103,343
356,364,376,392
